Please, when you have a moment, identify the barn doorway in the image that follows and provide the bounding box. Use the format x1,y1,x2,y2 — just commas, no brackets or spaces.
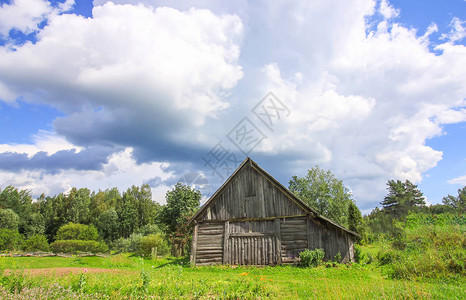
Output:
224,220,281,265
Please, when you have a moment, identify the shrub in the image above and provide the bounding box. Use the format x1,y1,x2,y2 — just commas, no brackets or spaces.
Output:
299,249,325,268
376,248,400,266
50,240,108,253
55,223,99,241
333,252,342,263
139,233,170,258
0,228,24,251
22,234,50,252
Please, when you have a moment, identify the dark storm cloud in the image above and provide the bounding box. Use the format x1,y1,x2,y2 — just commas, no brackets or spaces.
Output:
0,146,118,173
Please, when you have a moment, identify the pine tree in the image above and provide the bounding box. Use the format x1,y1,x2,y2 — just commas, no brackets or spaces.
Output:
381,179,425,218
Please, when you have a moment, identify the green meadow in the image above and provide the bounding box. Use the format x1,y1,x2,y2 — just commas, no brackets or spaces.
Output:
1,253,464,299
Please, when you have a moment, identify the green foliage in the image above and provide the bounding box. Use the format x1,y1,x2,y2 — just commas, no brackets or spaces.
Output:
160,183,200,235
289,166,353,227
50,240,108,253
96,208,119,242
55,222,99,241
299,248,325,268
113,229,169,257
347,202,364,236
353,244,373,264
115,184,159,238
22,213,45,238
22,234,50,252
139,234,170,258
333,252,342,263
0,186,34,235
0,228,23,251
442,186,466,213
381,179,425,218
0,209,19,231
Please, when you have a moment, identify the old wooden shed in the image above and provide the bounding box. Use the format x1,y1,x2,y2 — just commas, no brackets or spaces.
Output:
188,157,359,266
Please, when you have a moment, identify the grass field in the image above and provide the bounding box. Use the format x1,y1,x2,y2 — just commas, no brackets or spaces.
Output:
0,254,464,299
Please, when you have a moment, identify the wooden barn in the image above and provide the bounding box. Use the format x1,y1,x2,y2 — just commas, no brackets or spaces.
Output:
188,157,359,266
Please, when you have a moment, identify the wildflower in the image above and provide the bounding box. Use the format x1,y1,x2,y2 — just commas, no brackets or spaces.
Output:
84,269,88,273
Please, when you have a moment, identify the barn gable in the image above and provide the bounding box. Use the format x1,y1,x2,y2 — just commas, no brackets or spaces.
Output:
189,157,359,266
193,158,308,222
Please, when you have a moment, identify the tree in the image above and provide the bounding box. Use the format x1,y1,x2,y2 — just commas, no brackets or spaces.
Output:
442,186,466,213
347,202,364,236
289,166,353,227
22,212,46,238
381,179,425,218
0,186,34,234
0,208,19,231
97,208,119,242
159,183,200,255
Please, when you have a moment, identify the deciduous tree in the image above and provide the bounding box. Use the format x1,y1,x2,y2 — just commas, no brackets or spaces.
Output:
289,166,353,227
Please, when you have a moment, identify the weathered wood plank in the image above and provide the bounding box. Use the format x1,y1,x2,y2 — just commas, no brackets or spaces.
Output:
223,221,229,264
190,223,198,266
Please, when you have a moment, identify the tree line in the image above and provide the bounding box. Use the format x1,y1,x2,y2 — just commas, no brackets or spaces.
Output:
0,183,200,255
0,165,464,255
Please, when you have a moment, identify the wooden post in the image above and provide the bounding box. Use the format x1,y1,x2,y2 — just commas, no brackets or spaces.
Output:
306,216,311,250
190,223,198,266
223,221,230,264
274,218,282,265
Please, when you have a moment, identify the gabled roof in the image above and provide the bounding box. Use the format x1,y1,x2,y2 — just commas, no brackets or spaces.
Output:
188,157,359,238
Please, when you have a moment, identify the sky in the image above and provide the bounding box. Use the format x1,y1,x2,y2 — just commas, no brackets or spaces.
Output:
0,0,465,214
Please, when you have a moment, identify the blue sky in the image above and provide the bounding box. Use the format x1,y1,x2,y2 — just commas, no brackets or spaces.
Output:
0,0,464,213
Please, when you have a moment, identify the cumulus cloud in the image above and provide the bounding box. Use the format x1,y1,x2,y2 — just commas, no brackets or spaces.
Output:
0,0,465,211
0,0,74,36
0,147,174,202
0,2,244,161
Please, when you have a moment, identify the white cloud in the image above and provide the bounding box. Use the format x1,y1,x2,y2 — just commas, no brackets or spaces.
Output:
0,0,74,36
441,17,466,43
379,0,399,20
0,147,174,203
0,130,80,157
0,2,243,139
447,175,466,185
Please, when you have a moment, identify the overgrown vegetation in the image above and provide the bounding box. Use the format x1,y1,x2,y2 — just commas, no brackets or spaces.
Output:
299,249,325,268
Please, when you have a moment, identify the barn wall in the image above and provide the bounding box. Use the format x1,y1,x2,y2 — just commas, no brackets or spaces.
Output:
280,217,308,263
197,165,306,221
194,222,224,265
307,218,353,262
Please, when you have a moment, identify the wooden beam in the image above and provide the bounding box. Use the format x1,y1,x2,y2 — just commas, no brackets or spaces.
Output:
229,232,275,237
198,214,307,223
274,218,282,265
191,223,198,266
223,221,229,264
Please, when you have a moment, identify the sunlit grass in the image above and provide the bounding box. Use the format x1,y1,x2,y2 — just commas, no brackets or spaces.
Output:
0,255,464,299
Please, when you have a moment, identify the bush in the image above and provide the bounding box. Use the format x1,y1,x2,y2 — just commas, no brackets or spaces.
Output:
22,234,50,252
113,231,170,258
50,240,108,253
0,228,23,251
55,223,99,241
139,233,170,258
376,248,400,266
299,249,325,268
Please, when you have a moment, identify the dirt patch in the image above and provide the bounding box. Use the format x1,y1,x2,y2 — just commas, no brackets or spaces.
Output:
4,267,134,276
